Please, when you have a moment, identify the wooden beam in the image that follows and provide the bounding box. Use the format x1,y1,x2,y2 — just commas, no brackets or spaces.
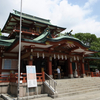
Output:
69,46,79,52
12,16,19,21
21,52,31,59
13,29,39,36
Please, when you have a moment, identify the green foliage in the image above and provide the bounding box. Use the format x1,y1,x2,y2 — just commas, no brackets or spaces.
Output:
90,38,100,56
74,33,97,46
74,32,100,68
0,28,2,36
74,32,100,56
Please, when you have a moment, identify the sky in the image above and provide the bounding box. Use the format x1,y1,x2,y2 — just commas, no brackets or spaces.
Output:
0,0,100,37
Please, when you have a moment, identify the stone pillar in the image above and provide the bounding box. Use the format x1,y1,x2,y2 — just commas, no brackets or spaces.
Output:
0,57,2,74
81,59,85,77
68,58,73,78
47,57,53,78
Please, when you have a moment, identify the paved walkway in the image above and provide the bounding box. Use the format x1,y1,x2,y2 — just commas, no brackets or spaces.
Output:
0,91,100,100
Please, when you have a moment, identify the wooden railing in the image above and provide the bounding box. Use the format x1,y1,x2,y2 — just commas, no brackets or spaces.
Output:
85,72,91,77
0,72,45,83
0,74,9,83
91,72,100,77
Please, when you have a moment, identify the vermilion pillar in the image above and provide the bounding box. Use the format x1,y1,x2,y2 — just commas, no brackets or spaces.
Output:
47,57,53,78
28,60,33,65
81,59,85,77
68,58,73,78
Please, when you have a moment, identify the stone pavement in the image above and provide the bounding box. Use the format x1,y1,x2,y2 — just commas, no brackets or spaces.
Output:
0,90,100,100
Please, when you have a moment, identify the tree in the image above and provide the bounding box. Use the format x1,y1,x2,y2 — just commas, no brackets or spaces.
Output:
0,28,2,36
74,32,100,68
90,38,100,56
74,33,97,46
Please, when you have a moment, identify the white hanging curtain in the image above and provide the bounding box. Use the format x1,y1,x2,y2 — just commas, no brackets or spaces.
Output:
54,54,56,59
62,55,63,60
37,52,39,58
65,55,67,60
42,53,45,58
58,54,60,59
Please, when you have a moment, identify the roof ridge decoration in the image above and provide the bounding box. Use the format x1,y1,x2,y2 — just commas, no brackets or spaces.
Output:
33,27,50,41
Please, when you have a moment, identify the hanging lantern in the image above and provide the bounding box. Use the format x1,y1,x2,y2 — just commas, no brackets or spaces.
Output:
37,52,39,58
82,59,84,63
30,54,33,60
70,58,72,62
50,56,52,61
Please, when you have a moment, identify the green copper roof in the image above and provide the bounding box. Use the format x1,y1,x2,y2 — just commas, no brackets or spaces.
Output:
0,36,15,46
89,65,98,68
33,28,50,41
13,10,52,25
84,57,100,60
2,10,66,33
46,35,89,48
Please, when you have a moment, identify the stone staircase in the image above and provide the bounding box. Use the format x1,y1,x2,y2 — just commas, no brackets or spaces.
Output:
56,77,100,98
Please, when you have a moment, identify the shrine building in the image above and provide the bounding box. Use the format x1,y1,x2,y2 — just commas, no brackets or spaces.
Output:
0,10,96,79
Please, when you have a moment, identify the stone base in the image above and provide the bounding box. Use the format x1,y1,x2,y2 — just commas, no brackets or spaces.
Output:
8,82,43,97
68,74,73,78
81,74,85,78
49,75,53,78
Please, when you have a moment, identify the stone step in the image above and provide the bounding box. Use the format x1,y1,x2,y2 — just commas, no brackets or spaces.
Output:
57,80,100,86
57,90,100,100
57,84,100,90
58,87,100,97
55,77,100,83
57,78,100,83
57,83,100,89
58,85,100,94
55,77,100,98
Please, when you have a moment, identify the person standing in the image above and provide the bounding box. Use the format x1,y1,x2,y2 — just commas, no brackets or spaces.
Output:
57,66,61,79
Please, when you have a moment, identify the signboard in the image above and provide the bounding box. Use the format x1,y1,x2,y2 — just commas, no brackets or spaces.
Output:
26,65,37,88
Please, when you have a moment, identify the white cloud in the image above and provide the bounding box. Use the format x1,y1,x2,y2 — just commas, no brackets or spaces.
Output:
84,0,98,8
0,0,100,37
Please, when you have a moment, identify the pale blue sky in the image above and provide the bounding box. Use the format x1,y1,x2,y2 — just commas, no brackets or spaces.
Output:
0,0,100,37
68,0,100,21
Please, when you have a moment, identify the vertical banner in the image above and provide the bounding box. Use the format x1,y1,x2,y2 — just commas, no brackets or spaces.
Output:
26,65,37,88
